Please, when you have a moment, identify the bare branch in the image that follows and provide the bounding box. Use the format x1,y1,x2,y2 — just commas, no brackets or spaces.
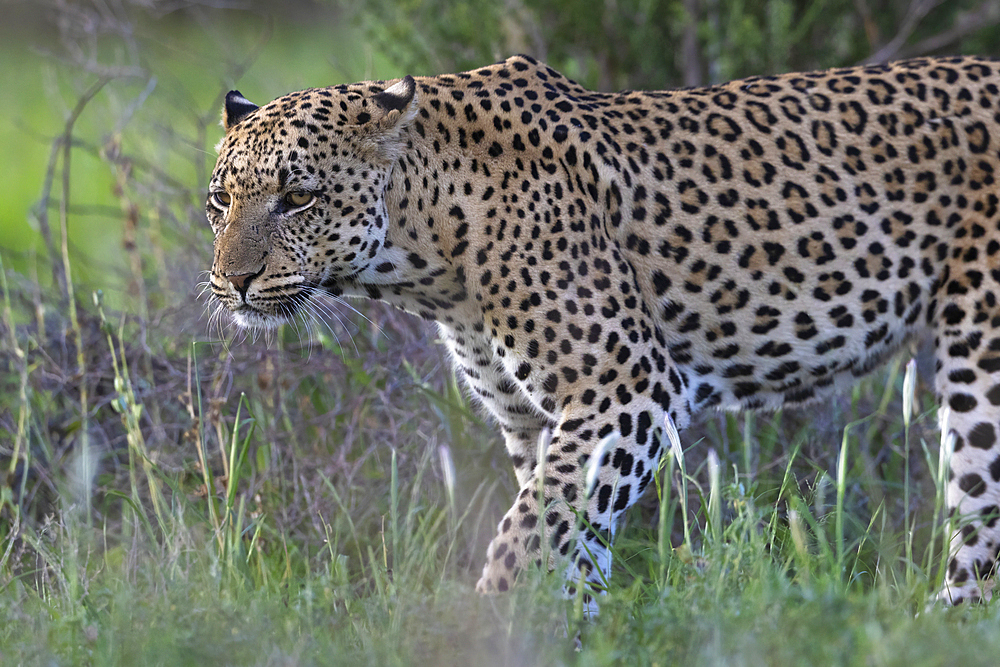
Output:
681,0,702,87
863,0,946,64
33,77,111,303
899,0,1000,57
852,0,880,51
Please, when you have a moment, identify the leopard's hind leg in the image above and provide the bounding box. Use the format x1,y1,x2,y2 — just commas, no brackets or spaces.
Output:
935,259,1000,603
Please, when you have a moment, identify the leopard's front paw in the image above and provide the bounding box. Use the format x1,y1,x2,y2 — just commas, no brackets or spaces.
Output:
936,578,991,606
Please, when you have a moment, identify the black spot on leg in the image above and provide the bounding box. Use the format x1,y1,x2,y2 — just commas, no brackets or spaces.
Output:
613,484,632,512
597,484,613,513
960,473,987,497
950,393,978,412
563,483,578,503
972,557,995,580
968,422,997,450
987,384,1000,406
982,505,1000,529
619,413,633,436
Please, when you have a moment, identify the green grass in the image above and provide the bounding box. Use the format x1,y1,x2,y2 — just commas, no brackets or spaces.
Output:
6,5,1000,666
4,263,998,665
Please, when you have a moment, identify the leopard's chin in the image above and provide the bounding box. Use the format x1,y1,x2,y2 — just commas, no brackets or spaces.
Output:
230,305,292,330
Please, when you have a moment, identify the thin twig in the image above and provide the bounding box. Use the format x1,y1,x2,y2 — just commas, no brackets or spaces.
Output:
898,0,1000,58
58,76,110,524
34,78,111,304
863,0,946,64
681,0,702,87
852,0,879,51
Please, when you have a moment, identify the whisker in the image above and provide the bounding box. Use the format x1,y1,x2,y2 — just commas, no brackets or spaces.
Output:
294,291,344,356
199,278,381,363
306,294,355,358
300,285,367,356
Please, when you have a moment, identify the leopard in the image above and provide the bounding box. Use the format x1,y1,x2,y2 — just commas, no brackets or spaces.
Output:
207,54,1000,606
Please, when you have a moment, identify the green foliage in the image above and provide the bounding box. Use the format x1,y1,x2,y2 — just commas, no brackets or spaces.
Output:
341,0,1000,89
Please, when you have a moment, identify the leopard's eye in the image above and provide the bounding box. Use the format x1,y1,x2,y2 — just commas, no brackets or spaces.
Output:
284,191,315,208
210,191,232,209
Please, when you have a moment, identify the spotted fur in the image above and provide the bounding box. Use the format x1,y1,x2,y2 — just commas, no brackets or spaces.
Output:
208,55,1000,604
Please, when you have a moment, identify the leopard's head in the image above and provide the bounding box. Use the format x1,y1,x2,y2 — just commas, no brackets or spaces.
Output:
206,75,418,329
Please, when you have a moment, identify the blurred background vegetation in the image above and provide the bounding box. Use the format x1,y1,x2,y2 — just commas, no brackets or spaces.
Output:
5,0,1000,295
3,0,1000,663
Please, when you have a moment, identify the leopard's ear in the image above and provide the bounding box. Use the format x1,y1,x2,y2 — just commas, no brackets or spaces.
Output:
223,90,259,131
373,75,417,116
359,75,419,162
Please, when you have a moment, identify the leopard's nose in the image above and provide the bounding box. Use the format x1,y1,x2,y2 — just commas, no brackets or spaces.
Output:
226,266,264,298
227,272,255,294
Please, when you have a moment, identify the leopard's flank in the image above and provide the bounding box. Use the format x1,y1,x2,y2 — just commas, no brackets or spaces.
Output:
208,55,1000,605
